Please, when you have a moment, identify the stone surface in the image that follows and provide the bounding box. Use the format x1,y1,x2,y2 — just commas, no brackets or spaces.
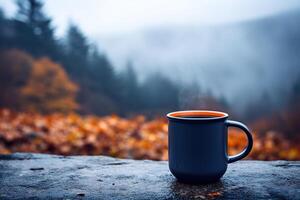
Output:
0,153,299,199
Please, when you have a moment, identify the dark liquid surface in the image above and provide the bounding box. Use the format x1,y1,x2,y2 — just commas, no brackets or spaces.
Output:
181,116,216,119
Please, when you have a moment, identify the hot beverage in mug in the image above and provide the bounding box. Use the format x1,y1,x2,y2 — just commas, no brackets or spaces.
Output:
167,110,253,183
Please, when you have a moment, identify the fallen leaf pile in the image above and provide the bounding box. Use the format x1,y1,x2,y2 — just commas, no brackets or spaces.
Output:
0,109,299,160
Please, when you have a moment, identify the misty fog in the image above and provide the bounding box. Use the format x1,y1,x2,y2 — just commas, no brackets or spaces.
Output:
98,9,300,114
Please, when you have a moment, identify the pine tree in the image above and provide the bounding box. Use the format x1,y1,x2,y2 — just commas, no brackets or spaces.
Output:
14,0,59,59
119,61,140,113
65,24,89,77
88,46,115,95
141,73,179,114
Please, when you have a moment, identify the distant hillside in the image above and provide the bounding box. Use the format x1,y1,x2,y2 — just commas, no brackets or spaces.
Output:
98,9,300,113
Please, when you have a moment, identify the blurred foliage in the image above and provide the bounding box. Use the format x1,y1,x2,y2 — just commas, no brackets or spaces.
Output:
0,109,299,160
21,57,78,113
251,103,300,139
0,49,78,113
0,49,32,109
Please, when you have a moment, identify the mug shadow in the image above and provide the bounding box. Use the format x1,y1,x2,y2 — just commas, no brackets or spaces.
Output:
168,179,225,199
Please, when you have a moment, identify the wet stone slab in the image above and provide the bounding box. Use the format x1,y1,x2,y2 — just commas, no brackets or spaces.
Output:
0,153,299,199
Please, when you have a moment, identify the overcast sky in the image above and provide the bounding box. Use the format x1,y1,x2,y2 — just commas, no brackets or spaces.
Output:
1,0,300,37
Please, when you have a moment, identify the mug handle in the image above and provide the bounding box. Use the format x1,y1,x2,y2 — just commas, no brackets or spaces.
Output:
225,120,253,163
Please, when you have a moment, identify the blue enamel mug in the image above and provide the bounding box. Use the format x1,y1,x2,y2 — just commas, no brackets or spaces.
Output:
167,110,253,183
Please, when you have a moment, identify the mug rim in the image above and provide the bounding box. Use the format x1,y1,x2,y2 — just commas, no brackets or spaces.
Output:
167,110,229,121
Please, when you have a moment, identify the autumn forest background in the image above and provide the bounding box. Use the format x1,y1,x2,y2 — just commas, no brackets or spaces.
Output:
0,0,299,160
